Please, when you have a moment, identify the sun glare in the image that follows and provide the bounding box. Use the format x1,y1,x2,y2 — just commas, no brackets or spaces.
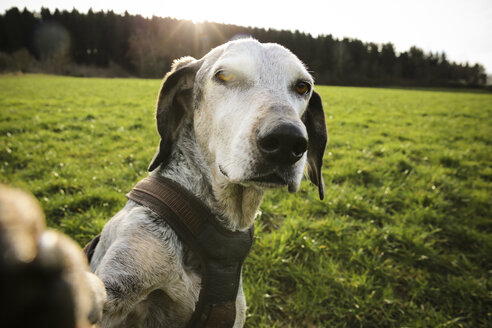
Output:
126,1,238,24
132,1,290,33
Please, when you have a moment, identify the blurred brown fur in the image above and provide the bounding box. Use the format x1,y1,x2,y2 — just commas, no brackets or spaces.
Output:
0,184,106,328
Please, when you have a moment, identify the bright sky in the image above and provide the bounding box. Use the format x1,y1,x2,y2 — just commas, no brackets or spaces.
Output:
2,0,492,73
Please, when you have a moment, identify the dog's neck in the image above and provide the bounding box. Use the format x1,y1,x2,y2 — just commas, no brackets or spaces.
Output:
154,122,264,231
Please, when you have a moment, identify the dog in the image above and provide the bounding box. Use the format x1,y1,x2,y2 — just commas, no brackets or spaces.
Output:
89,38,327,327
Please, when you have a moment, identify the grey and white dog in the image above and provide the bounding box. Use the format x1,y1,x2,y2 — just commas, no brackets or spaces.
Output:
90,38,327,327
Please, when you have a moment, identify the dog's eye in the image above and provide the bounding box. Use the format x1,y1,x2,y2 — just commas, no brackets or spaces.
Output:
216,70,234,82
295,81,311,95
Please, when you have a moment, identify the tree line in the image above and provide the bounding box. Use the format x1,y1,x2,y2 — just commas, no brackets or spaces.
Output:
0,7,487,87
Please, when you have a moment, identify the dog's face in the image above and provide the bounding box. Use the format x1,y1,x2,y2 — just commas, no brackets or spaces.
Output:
149,39,327,199
194,40,314,193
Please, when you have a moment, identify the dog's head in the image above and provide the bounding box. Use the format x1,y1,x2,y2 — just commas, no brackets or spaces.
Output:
148,39,327,199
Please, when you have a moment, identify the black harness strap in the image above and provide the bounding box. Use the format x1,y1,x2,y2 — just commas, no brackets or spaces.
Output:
83,234,100,264
125,175,254,328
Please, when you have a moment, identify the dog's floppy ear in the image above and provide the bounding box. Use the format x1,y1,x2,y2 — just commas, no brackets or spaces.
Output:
302,90,328,200
148,57,202,172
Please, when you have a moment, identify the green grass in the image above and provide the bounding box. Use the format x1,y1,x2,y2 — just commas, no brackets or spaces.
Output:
1,74,491,327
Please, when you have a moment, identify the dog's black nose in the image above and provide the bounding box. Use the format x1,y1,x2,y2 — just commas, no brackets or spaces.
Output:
257,123,308,165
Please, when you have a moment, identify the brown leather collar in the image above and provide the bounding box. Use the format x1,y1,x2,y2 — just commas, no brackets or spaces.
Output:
128,175,240,237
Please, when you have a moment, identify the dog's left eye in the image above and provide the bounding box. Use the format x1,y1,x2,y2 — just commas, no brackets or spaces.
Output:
216,70,234,82
295,81,311,95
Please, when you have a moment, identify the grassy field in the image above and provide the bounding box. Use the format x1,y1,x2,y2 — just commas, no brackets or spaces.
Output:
1,74,491,327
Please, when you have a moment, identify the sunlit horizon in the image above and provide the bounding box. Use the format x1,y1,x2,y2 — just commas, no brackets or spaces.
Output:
1,0,491,73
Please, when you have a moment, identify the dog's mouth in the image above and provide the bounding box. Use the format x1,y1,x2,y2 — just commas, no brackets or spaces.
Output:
249,172,286,186
219,165,230,179
219,165,288,188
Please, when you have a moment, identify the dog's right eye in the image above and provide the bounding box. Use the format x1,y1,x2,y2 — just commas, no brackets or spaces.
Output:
295,81,311,95
215,70,234,82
